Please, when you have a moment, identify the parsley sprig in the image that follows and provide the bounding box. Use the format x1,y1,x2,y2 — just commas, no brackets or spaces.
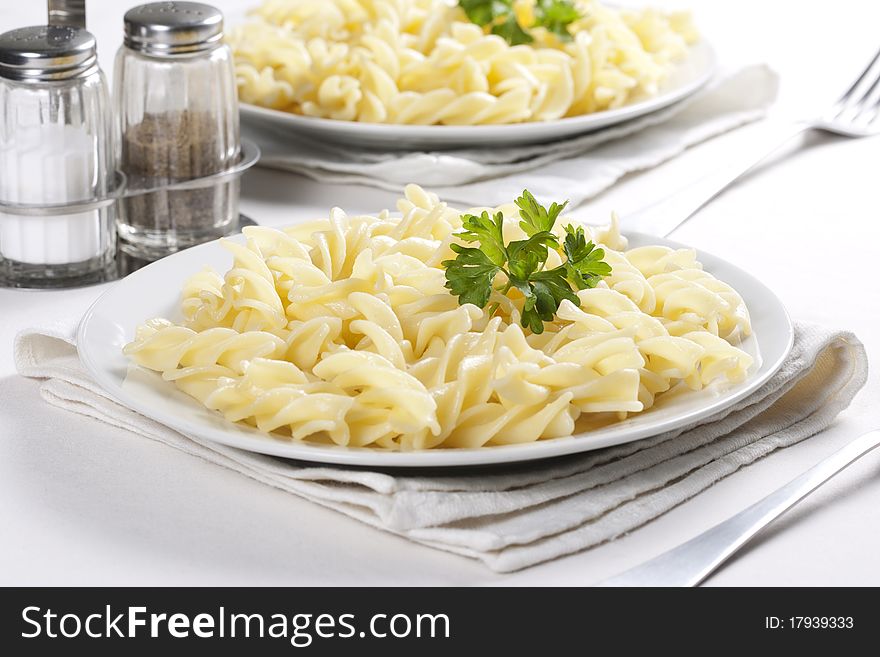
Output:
443,190,612,334
536,0,581,38
459,0,582,46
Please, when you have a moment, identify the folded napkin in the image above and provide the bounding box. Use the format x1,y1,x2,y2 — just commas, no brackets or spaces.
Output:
14,320,867,572
245,65,779,207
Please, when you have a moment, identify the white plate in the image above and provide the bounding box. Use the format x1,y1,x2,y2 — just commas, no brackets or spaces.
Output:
239,41,716,150
78,230,792,468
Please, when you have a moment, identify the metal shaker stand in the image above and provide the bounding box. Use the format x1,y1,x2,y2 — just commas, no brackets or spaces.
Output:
0,1,261,289
0,140,261,288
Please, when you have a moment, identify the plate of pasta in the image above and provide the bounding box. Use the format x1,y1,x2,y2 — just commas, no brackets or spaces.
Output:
78,186,793,467
230,0,715,148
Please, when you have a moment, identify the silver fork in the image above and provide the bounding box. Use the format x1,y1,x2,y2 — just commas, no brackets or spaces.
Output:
595,53,880,586
596,429,880,586
628,48,880,237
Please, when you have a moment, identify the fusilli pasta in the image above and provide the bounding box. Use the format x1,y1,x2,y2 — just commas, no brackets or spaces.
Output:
124,185,753,450
229,0,697,125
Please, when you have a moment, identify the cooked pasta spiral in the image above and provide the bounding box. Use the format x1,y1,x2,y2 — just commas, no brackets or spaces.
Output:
124,185,754,450
229,0,697,125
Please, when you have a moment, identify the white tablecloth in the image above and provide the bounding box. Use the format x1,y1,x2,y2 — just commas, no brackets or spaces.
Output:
1,0,878,586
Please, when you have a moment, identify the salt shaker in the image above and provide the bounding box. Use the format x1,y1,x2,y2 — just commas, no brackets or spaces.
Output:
114,1,241,258
0,25,116,285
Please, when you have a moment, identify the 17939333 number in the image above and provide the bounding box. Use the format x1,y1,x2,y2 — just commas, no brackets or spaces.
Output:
765,617,854,630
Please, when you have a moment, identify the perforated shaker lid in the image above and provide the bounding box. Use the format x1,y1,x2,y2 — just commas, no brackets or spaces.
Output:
0,25,98,82
123,2,224,56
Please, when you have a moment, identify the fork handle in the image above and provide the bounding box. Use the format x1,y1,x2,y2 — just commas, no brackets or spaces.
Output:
596,429,880,587
624,121,810,237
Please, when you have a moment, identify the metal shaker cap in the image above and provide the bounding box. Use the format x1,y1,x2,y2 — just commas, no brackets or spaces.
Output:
0,25,98,82
123,2,224,56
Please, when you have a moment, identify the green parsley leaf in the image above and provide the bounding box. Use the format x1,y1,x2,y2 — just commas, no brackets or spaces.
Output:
459,210,507,267
492,13,534,45
506,230,558,279
510,277,543,334
458,0,498,26
515,190,567,238
458,0,581,45
531,267,581,305
535,0,581,40
563,224,613,290
517,267,580,333
442,244,501,308
443,189,612,333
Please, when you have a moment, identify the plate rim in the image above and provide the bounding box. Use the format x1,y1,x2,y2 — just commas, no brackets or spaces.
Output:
77,229,793,469
239,40,717,147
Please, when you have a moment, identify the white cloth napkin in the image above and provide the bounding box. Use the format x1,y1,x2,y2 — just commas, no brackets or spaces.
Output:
245,65,779,207
14,320,867,572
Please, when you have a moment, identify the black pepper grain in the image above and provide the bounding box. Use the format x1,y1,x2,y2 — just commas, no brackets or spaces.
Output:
120,110,238,235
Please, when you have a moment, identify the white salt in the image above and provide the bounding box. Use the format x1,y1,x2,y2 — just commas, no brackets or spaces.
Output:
0,123,103,265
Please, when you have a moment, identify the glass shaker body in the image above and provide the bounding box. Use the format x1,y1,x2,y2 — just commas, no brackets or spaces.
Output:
114,2,240,258
0,27,116,285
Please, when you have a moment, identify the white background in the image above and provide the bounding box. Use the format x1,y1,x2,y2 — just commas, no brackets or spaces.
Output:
0,0,878,585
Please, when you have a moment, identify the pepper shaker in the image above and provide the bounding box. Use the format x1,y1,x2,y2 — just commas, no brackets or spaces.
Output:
0,25,116,286
114,2,241,258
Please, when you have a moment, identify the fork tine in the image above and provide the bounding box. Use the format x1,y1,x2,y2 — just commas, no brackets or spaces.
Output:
864,86,880,128
854,67,880,122
837,46,880,105
842,52,880,119
829,47,880,123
